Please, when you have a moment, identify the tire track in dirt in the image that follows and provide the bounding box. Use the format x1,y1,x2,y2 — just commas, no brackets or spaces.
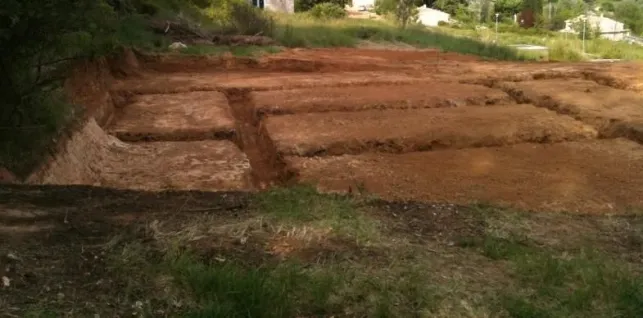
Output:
223,88,295,189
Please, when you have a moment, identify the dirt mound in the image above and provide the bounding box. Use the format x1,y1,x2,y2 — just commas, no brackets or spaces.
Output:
253,82,512,115
266,105,597,156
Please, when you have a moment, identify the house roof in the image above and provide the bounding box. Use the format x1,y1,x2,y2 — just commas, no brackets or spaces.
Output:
565,13,623,26
417,5,449,15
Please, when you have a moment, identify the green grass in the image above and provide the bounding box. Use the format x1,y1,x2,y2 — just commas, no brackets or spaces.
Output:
254,185,380,243
0,90,76,178
12,187,643,317
169,256,328,317
179,45,282,56
464,230,643,317
272,14,527,60
436,23,643,61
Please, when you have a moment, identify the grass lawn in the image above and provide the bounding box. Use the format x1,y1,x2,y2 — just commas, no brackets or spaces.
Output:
272,14,528,61
434,24,643,61
11,186,641,317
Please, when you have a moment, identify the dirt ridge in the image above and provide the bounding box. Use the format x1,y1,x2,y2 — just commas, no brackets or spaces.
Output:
223,88,295,188
488,82,643,144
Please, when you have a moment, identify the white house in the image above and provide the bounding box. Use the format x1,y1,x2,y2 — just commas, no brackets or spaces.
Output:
562,13,629,41
352,0,375,10
417,5,450,27
250,0,294,13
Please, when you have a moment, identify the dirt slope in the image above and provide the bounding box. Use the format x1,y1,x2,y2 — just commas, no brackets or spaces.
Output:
15,48,643,213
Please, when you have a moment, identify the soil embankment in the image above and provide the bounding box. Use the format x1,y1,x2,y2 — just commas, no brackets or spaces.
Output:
12,48,643,213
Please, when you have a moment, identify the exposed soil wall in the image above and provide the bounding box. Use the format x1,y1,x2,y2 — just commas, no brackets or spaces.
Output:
64,48,141,127
22,49,142,183
27,119,116,185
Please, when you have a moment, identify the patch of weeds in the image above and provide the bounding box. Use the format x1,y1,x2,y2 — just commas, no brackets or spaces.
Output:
167,254,339,317
466,233,643,317
331,262,443,317
23,309,58,318
255,185,380,244
481,235,534,260
179,45,282,56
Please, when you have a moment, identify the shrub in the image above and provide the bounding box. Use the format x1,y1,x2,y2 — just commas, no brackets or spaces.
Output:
229,1,275,35
295,0,348,12
205,0,275,36
0,0,118,176
310,3,347,19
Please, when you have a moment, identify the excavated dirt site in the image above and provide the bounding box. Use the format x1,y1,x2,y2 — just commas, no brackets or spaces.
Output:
26,48,643,213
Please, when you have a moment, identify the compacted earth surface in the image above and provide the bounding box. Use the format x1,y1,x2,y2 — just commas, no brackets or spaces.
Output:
56,47,643,212
2,48,643,317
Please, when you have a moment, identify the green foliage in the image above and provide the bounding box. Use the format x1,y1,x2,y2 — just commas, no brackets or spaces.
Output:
494,0,522,16
310,3,348,19
179,45,281,56
432,0,469,16
374,0,397,15
205,0,275,36
570,19,601,40
0,0,118,175
548,39,584,61
373,0,419,28
615,0,643,35
169,255,338,318
273,15,526,60
295,0,349,12
468,234,643,317
396,0,420,29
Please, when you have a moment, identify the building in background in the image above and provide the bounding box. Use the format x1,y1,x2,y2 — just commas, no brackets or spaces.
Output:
562,13,629,41
417,5,450,27
250,0,294,13
351,0,375,11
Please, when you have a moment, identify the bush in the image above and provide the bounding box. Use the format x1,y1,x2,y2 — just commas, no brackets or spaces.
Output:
205,0,275,36
0,0,118,176
228,1,275,35
310,3,347,19
295,0,348,12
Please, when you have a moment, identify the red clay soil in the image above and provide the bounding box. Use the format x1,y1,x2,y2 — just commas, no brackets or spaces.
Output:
141,53,413,73
108,91,236,141
30,120,253,192
265,105,597,156
111,71,430,94
288,139,643,213
272,47,479,64
499,79,643,142
103,140,252,191
139,47,478,74
252,83,512,115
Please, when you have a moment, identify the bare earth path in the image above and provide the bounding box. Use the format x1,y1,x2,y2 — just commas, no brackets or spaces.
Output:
28,48,643,213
